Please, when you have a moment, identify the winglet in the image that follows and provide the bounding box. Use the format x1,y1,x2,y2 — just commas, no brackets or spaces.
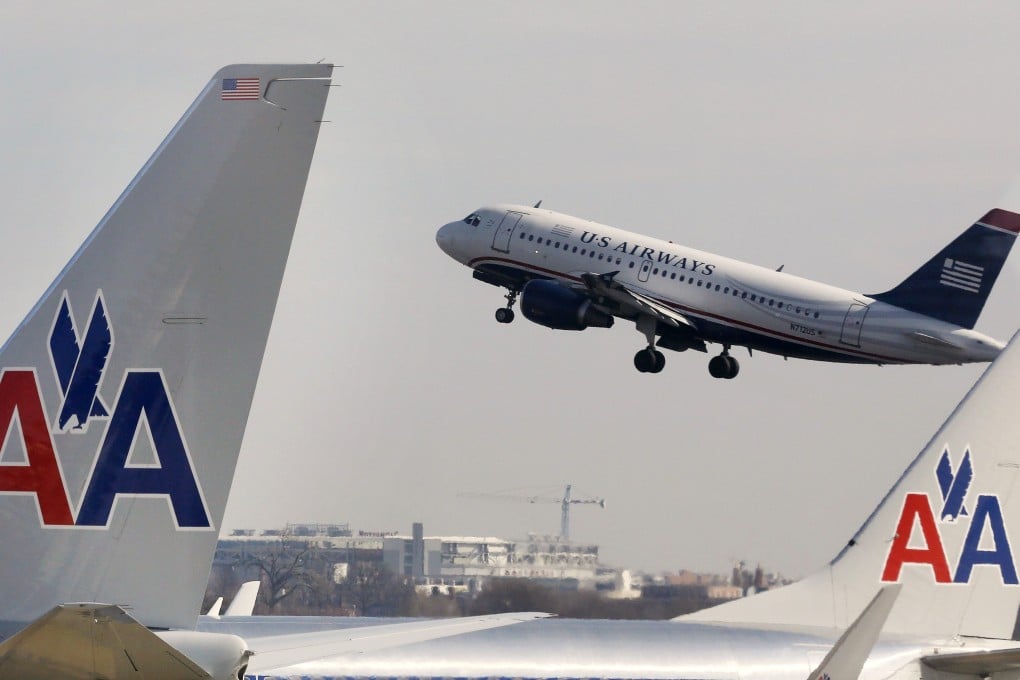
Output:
224,581,261,617
806,585,902,680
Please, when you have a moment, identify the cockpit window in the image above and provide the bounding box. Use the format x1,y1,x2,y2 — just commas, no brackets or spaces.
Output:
462,213,481,226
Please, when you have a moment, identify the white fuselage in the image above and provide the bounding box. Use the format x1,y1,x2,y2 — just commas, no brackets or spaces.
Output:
197,616,1011,680
437,205,1003,365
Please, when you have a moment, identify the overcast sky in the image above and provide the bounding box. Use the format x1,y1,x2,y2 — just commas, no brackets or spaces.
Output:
3,2,1020,576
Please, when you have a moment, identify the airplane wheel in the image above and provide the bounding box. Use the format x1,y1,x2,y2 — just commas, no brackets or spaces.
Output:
634,349,654,373
650,350,666,373
708,355,728,379
495,308,515,324
723,356,739,379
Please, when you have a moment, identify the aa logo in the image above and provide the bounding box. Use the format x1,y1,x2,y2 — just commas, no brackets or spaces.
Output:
881,448,1016,585
0,290,211,529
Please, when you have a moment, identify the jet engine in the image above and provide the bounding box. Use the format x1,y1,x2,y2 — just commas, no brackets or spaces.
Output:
520,279,614,331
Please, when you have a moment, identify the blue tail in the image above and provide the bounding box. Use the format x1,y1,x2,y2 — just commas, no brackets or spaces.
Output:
870,209,1020,329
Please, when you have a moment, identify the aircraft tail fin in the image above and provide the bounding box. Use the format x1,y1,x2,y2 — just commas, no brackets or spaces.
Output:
870,209,1020,329
682,328,1020,639
0,64,331,632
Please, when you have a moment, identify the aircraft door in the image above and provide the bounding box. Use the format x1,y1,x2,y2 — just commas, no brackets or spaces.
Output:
492,211,524,253
638,260,652,282
839,303,869,347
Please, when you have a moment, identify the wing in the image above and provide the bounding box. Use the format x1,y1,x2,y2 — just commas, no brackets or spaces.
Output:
0,604,222,680
246,612,553,674
579,272,698,330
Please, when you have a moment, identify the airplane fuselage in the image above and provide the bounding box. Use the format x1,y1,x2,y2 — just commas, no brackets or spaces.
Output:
436,205,1004,371
199,616,993,680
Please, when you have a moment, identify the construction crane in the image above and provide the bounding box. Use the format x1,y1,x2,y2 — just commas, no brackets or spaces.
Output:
458,484,605,541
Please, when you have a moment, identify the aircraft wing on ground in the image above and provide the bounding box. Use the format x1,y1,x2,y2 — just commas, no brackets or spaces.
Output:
0,604,247,680
923,648,1020,675
579,272,695,329
245,612,553,676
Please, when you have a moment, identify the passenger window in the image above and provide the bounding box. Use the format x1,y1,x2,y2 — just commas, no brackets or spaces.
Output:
555,242,561,248
598,254,604,260
697,280,703,287
769,299,775,306
724,287,729,294
590,251,595,258
573,246,578,253
653,268,659,275
814,311,820,318
671,273,677,280
742,292,747,299
679,275,685,282
520,233,526,239
629,261,635,268
616,258,622,265
580,249,586,255
529,235,535,241
715,285,720,291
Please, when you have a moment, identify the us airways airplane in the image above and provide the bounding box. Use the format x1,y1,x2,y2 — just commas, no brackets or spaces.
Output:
436,205,1017,377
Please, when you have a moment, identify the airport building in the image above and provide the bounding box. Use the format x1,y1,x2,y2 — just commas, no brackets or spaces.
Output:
216,522,602,592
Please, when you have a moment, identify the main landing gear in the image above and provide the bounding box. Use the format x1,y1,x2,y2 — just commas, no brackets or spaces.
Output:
633,315,665,373
495,289,518,324
708,349,739,379
634,347,666,373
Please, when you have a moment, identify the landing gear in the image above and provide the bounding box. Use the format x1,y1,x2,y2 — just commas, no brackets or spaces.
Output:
634,348,665,373
708,350,739,379
495,289,518,324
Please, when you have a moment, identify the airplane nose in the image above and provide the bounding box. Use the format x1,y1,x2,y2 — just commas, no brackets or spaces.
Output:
436,222,458,257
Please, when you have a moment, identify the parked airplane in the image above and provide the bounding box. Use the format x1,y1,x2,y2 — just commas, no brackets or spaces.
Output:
436,205,1017,377
208,327,1020,680
0,64,549,680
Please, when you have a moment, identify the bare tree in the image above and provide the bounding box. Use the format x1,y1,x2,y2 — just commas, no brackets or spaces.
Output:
243,531,311,612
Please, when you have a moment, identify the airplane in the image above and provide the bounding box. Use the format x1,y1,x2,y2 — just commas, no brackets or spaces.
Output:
436,204,1017,377
0,63,551,680
6,64,1020,680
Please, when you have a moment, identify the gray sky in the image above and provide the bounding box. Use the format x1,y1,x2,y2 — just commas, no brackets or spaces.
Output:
2,2,1020,576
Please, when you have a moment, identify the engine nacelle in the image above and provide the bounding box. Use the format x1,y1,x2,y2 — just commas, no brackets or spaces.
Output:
520,279,614,331
156,631,251,680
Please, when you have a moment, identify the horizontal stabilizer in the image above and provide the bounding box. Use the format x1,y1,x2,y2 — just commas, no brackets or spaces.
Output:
0,604,217,679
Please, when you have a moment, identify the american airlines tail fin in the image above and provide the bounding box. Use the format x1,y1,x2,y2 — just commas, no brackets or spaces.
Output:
683,328,1020,639
0,64,331,632
870,209,1020,329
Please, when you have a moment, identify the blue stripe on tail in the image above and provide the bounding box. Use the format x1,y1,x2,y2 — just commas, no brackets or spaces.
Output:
870,209,1020,329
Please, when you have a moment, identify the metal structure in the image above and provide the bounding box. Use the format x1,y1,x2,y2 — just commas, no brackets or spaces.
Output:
458,484,605,541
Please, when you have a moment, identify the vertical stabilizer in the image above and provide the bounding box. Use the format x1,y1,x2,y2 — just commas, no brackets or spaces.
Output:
683,328,1020,639
870,209,1020,329
0,64,332,631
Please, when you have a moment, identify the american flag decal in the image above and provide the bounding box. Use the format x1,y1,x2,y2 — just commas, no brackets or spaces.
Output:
941,258,983,293
221,77,260,101
551,225,574,238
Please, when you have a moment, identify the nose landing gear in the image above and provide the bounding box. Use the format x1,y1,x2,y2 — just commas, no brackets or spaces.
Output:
708,349,739,379
495,289,518,324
